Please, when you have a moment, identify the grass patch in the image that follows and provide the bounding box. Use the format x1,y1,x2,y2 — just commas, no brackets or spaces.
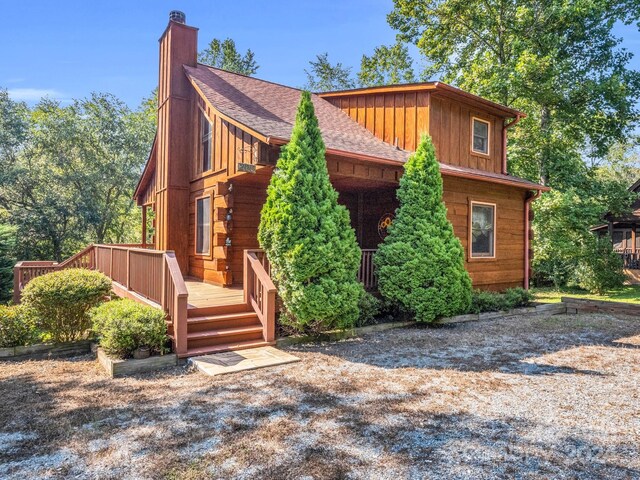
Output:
532,285,640,304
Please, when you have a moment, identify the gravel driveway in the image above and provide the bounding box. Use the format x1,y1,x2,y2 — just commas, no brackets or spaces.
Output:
0,312,639,479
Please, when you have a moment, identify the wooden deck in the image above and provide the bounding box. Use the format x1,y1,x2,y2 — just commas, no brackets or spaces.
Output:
184,279,245,309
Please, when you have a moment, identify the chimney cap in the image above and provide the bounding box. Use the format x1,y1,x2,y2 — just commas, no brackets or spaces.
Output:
169,10,186,24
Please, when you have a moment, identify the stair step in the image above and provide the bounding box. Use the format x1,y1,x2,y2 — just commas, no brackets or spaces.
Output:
188,303,250,318
188,311,258,324
187,325,263,340
179,339,276,359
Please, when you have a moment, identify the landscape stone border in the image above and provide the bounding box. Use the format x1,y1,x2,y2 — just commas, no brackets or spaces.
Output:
96,348,178,378
0,340,92,360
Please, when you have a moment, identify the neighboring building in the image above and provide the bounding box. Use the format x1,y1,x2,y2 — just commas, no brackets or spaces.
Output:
15,12,548,357
592,178,640,279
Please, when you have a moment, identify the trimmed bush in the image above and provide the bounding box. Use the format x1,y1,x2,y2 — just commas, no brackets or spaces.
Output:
356,291,382,327
91,299,168,359
374,135,472,322
21,268,112,342
0,305,39,348
258,91,363,332
469,288,534,314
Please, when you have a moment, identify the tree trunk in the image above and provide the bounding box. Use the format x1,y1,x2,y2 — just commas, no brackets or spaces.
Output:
539,105,551,186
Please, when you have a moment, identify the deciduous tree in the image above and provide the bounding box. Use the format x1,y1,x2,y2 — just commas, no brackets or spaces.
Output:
199,38,259,76
358,41,416,87
304,53,355,92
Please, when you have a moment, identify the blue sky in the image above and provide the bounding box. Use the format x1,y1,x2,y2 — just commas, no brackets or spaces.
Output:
1,0,638,109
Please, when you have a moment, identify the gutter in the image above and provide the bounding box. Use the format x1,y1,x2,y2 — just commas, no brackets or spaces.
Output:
502,114,522,174
524,189,543,289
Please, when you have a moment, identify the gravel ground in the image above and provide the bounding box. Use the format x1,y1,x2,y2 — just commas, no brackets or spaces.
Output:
0,312,639,480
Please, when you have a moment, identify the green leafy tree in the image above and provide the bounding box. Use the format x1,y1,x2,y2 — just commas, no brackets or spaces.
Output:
0,224,16,303
199,38,259,76
0,92,154,261
374,136,472,322
358,41,416,87
258,91,363,332
304,53,356,92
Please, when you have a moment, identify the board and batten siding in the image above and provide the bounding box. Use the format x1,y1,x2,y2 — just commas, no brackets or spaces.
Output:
325,91,505,175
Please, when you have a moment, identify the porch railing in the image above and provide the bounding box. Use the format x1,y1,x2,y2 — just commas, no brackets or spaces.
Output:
359,249,378,290
13,244,189,355
244,249,276,342
615,248,640,269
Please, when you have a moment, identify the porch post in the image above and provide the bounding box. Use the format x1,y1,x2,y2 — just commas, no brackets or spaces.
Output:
632,223,637,257
357,192,364,246
141,205,147,247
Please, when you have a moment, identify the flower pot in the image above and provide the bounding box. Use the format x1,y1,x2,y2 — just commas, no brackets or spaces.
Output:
133,346,151,360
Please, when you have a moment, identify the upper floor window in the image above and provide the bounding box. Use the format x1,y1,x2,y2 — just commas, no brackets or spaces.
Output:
470,202,495,258
201,110,212,172
472,117,490,155
195,195,211,255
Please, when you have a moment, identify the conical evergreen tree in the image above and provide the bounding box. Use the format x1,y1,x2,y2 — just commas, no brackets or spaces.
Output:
374,135,472,322
259,91,363,331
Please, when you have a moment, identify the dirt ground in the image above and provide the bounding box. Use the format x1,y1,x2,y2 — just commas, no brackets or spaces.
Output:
0,312,639,480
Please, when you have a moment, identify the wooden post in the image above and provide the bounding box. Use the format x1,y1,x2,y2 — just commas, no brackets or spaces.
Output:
141,206,147,248
12,264,21,304
243,250,250,306
126,249,131,290
357,192,364,247
632,224,637,261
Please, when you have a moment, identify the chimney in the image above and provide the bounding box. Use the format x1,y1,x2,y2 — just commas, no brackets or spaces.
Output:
154,12,198,273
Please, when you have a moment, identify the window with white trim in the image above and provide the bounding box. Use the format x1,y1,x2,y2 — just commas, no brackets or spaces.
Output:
201,110,212,172
472,117,490,155
471,202,495,258
196,196,211,255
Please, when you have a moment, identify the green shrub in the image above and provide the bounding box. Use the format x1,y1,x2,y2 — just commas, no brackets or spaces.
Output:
374,135,472,322
356,291,382,327
469,287,534,313
258,91,363,332
91,298,168,358
0,305,39,348
21,268,112,342
574,235,625,294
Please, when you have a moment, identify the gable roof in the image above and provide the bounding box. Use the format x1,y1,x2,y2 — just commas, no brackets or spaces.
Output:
184,64,409,164
135,64,547,201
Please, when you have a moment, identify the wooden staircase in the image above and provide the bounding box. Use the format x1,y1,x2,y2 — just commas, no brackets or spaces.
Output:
168,303,275,358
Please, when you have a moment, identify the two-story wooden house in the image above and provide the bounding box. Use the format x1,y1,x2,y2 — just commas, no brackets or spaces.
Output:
15,11,548,357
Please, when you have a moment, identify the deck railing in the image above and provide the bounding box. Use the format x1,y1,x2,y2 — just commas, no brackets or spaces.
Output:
243,249,276,342
359,249,378,290
13,244,189,355
615,248,640,269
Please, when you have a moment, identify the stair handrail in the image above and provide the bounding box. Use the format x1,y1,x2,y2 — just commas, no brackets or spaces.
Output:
243,249,276,342
162,251,189,355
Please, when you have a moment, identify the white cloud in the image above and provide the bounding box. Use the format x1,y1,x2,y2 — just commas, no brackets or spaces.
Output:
7,88,65,102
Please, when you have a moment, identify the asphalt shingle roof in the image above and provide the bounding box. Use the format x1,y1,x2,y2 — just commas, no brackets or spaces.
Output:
183,64,547,191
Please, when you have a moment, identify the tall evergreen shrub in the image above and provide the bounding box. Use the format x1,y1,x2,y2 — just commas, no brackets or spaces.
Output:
258,91,363,332
374,135,472,322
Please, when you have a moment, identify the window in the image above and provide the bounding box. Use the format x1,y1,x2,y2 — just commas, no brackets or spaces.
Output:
195,196,211,255
472,117,490,155
470,202,495,258
200,110,212,172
